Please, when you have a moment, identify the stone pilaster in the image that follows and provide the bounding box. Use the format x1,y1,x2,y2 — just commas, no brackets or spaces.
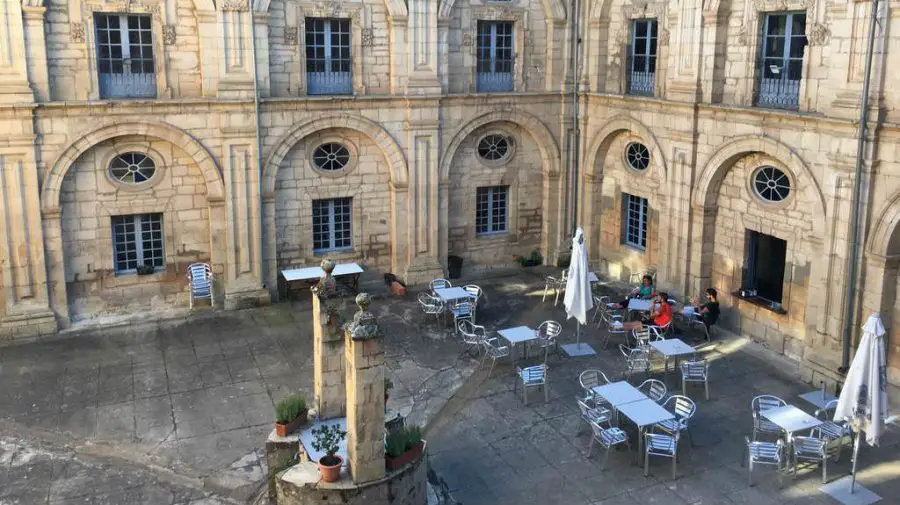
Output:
405,111,445,283
216,1,255,98
0,0,36,102
22,6,50,102
313,261,345,419
343,293,385,484
406,0,440,93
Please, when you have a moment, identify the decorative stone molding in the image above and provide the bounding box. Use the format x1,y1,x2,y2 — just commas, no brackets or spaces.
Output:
751,0,814,12
221,0,249,11
361,28,375,47
736,25,749,45
344,293,382,341
300,2,362,22
472,6,524,21
284,25,298,46
658,27,670,45
71,23,85,43
462,30,474,46
162,25,176,45
807,23,830,46
622,0,666,20
82,1,162,20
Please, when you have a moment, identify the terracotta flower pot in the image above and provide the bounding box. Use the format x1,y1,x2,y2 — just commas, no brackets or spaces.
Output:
385,441,426,471
274,410,307,437
318,454,343,483
390,281,406,297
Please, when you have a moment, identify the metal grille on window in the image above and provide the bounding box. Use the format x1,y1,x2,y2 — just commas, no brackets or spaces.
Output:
112,213,164,273
623,193,648,249
312,143,351,171
306,18,352,95
312,198,353,252
476,21,514,92
628,19,657,96
109,152,156,184
477,135,510,161
476,186,508,235
752,166,791,202
95,13,156,98
757,12,807,109
625,142,650,171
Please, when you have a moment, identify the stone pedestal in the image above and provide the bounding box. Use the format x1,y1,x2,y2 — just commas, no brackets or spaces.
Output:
313,292,345,419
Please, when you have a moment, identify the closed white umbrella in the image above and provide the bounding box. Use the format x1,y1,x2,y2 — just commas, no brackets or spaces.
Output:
833,312,889,493
561,227,596,357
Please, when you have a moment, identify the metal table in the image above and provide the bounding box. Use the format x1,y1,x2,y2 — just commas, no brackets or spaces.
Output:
497,326,537,366
649,338,697,386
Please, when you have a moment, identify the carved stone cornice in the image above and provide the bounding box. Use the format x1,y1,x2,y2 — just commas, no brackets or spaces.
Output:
472,6,525,21
221,0,249,11
298,1,362,22
82,0,162,20
622,0,667,20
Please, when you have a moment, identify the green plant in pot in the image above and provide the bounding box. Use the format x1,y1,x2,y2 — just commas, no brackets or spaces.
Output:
384,424,426,471
514,250,543,267
136,263,156,275
384,377,394,402
274,394,307,437
311,424,346,483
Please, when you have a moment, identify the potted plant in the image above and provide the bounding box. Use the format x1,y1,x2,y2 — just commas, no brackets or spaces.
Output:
311,424,346,483
383,273,407,297
136,263,156,275
274,394,307,437
385,424,425,471
514,250,543,268
384,377,394,402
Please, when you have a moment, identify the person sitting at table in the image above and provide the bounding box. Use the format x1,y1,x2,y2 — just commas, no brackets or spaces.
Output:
619,293,672,331
608,274,656,309
689,288,720,337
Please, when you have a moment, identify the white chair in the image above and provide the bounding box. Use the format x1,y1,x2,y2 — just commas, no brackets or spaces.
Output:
450,300,474,333
599,310,625,350
655,395,697,446
619,344,651,382
457,320,486,358
514,364,548,406
591,295,610,324
188,263,214,309
742,436,785,488
681,360,710,400
751,395,787,441
637,378,668,404
587,421,630,472
577,398,612,434
812,399,853,462
463,284,482,318
541,270,568,306
418,292,444,326
791,435,829,483
479,336,510,378
533,320,562,361
644,431,679,479
429,278,451,293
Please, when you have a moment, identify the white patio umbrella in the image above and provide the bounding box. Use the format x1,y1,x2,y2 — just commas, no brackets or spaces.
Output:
833,312,889,494
561,227,596,357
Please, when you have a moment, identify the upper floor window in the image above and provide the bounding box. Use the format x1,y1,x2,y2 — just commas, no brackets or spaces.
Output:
756,12,807,110
475,186,508,235
306,18,352,96
627,19,657,96
95,13,156,99
312,197,353,252
476,21,514,93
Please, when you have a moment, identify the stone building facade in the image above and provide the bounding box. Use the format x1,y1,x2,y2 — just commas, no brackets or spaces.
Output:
0,0,899,398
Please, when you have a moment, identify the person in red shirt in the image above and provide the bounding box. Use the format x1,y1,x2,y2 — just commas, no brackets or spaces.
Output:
621,292,672,332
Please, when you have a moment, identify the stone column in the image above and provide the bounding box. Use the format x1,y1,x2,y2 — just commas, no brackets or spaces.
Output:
0,0,36,103
22,5,50,102
312,260,345,419
405,110,445,283
343,293,385,484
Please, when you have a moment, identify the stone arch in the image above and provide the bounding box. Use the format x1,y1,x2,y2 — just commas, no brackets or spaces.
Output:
868,190,900,257
439,109,561,182
439,0,565,21
582,115,668,181
263,114,408,194
42,121,225,212
693,135,826,234
385,0,409,19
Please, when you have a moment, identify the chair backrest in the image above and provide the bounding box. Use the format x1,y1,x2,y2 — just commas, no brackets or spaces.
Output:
681,360,708,378
638,379,668,402
560,269,569,282
579,369,610,391
751,395,786,414
538,320,562,339
816,399,839,420
430,278,451,291
457,320,484,341
632,327,652,347
463,285,482,299
452,300,474,311
603,311,624,333
792,436,827,455
188,263,212,295
665,395,696,421
519,364,547,382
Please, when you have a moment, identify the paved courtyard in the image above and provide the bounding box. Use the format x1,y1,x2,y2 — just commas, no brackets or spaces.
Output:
0,269,897,505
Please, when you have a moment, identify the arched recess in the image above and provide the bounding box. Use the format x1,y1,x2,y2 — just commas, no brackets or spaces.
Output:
868,190,900,258
580,115,670,281
261,113,408,294
438,109,563,267
864,190,900,397
438,0,565,21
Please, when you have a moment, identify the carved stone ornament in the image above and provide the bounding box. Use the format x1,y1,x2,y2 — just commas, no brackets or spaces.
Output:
83,0,162,19
284,25,298,46
221,0,249,11
736,25,749,45
361,28,375,47
658,27,670,44
305,2,361,22
807,23,830,46
472,6,523,21
71,22,85,43
344,293,383,341
311,258,338,299
163,25,176,45
461,31,474,46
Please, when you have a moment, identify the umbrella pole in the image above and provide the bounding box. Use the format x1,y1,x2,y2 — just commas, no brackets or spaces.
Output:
850,431,861,493
576,323,581,346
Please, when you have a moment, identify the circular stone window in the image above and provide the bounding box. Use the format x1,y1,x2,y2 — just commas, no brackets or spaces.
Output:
477,134,511,162
109,152,157,184
312,143,351,172
752,166,791,202
625,142,650,171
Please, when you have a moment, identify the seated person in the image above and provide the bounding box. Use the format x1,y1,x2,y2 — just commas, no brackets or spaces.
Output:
690,288,720,334
609,274,656,309
620,293,672,331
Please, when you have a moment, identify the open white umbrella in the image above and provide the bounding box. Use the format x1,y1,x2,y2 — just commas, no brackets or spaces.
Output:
561,227,596,357
833,313,889,494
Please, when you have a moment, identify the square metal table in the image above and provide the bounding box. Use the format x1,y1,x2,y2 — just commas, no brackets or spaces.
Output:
799,390,838,410
433,287,472,302
650,338,697,385
627,298,652,314
762,405,823,434
497,326,537,366
617,398,675,464
280,262,364,299
591,381,646,407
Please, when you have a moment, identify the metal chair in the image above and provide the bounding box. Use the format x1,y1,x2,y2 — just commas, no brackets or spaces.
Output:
429,278,451,293
791,435,829,483
751,395,787,441
619,344,651,382
577,398,612,434
450,300,474,333
588,421,631,472
644,431,679,479
654,395,697,446
599,310,625,350
188,263,214,309
681,360,710,400
533,320,562,361
457,320,486,358
418,292,444,326
541,270,568,306
579,369,611,408
637,378,668,404
463,284,482,317
811,399,853,462
479,336,510,378
648,319,674,338
591,295,610,324
742,436,784,488
514,364,548,406
629,268,656,285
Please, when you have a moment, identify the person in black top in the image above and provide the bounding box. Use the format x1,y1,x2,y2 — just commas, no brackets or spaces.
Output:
692,288,720,337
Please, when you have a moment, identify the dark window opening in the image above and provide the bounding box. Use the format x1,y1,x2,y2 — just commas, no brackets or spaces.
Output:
743,230,787,304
